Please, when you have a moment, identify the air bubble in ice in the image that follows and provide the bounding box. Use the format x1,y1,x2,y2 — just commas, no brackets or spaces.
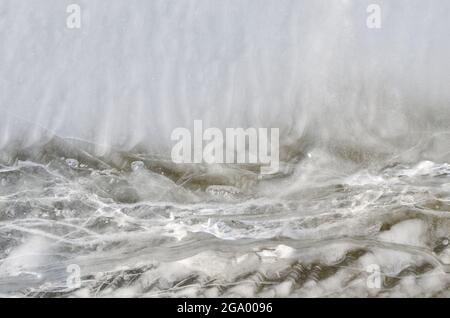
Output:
206,185,241,199
131,161,145,171
65,158,79,168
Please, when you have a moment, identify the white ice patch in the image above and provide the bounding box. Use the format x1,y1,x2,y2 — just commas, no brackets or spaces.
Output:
377,219,428,247
0,236,50,278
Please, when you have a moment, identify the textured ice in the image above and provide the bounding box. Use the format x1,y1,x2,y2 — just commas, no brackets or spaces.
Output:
1,0,450,298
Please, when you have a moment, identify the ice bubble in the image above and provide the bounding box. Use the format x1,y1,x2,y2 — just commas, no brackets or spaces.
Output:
131,161,145,171
65,158,79,168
